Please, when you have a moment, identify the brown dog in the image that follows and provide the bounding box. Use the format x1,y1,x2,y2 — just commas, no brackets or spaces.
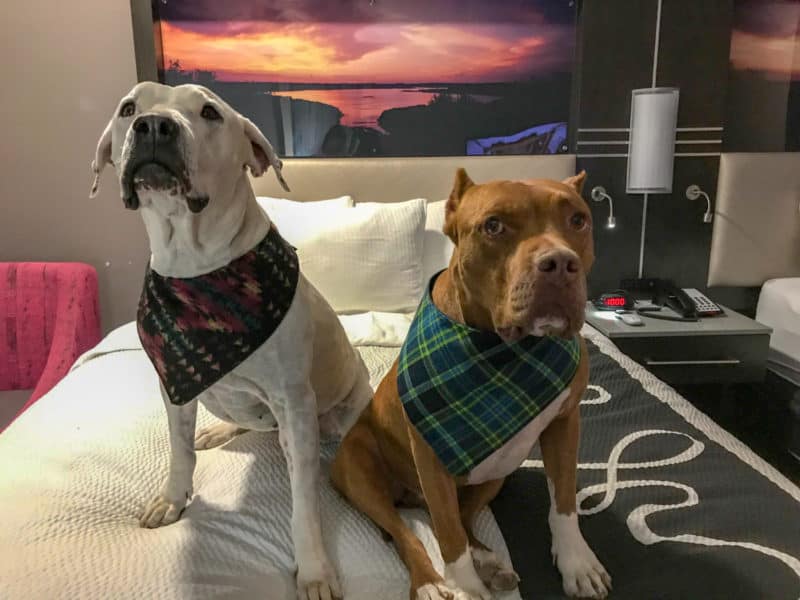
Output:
331,169,611,600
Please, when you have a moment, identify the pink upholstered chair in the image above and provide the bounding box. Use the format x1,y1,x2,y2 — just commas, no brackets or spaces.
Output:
0,263,102,430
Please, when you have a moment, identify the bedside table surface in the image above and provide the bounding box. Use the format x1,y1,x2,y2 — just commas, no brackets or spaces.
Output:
585,303,773,338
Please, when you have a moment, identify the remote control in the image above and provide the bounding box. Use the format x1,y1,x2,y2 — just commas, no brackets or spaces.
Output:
617,313,643,326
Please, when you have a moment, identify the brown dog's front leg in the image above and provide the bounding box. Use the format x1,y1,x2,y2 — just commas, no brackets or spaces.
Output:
541,403,611,599
458,479,520,592
331,420,444,598
408,428,491,600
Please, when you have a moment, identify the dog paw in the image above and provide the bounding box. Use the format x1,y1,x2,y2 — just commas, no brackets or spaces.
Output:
552,538,611,599
444,550,493,600
297,580,341,600
296,562,342,600
139,494,187,528
471,547,520,591
194,422,245,450
415,581,484,600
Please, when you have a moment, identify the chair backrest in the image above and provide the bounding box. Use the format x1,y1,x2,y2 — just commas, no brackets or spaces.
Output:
0,263,101,395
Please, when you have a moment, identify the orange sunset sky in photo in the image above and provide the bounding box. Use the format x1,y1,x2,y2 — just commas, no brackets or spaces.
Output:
731,29,800,79
159,19,574,83
730,0,800,80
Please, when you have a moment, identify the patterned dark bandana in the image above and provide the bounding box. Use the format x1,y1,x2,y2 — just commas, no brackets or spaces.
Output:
137,226,299,405
398,272,581,476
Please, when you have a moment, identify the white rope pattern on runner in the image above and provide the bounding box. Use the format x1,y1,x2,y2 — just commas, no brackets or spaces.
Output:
581,384,611,405
581,325,800,504
523,377,800,589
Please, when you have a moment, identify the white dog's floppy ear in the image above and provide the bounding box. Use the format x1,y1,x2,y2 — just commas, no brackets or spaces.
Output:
90,118,113,198
241,116,290,192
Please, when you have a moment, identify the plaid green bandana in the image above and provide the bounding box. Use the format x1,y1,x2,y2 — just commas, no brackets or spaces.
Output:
137,226,299,406
398,273,581,476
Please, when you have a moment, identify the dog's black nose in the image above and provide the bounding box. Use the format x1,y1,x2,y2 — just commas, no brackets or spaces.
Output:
132,115,178,143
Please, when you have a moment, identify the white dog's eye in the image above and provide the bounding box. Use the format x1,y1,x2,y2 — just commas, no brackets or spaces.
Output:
119,101,135,118
201,104,222,121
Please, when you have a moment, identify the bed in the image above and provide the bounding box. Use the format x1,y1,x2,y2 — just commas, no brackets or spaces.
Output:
2,155,800,600
708,152,800,462
708,152,800,387
757,278,800,387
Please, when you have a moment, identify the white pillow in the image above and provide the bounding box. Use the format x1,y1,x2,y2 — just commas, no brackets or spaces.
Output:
256,196,354,231
282,198,426,313
337,311,414,347
422,199,455,282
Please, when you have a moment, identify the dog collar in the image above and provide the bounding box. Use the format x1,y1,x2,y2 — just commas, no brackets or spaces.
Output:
398,272,581,476
137,226,299,405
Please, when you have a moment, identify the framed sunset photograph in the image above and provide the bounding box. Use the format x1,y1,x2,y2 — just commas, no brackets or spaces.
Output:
725,0,799,152
152,0,577,157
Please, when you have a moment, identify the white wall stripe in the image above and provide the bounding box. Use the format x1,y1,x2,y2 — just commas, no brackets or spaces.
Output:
675,139,722,144
675,152,722,157
578,128,631,132
578,138,721,144
636,0,663,278
577,153,630,158
579,127,723,134
676,127,724,132
652,0,663,87
578,153,721,158
639,194,648,277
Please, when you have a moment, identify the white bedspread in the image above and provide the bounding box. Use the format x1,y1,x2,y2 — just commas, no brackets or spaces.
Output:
757,278,800,383
0,320,519,600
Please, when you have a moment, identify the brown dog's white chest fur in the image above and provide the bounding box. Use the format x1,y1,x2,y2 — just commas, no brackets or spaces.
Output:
466,388,570,484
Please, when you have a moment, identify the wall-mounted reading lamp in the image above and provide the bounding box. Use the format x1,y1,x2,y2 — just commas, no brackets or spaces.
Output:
686,184,713,223
626,88,680,194
626,86,680,277
590,186,616,229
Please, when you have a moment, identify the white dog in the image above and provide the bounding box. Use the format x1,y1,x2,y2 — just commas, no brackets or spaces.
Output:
90,81,372,600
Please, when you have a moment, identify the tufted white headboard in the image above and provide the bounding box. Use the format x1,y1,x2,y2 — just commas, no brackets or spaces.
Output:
707,153,800,287
249,155,577,203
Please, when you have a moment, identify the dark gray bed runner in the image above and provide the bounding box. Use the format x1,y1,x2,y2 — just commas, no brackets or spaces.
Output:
491,338,800,599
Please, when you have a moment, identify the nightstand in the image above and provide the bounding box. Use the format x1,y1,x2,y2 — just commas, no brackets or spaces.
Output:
585,303,772,385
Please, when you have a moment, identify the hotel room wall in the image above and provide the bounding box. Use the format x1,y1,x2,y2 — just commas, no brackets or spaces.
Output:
577,0,756,310
0,0,769,335
0,0,147,332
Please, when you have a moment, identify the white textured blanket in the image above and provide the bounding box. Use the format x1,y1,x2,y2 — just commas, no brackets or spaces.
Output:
0,321,519,600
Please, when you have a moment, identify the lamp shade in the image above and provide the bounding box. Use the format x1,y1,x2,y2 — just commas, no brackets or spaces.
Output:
626,87,679,194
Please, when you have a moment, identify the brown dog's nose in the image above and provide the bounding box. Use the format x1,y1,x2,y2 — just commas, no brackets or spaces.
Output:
536,249,580,279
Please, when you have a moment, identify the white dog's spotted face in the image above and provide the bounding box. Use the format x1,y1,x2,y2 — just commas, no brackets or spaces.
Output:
90,82,288,213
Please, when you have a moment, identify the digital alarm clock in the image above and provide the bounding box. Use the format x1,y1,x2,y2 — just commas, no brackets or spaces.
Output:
593,290,636,311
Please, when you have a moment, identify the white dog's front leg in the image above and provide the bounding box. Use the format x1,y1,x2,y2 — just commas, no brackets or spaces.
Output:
279,386,342,600
140,385,198,528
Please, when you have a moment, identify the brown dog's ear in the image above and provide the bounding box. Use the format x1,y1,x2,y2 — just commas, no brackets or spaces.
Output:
241,116,290,192
444,168,474,242
90,117,114,198
562,170,587,195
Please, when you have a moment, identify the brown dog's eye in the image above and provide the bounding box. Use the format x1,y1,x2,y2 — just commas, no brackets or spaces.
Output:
570,213,588,230
482,216,505,237
119,101,135,118
201,104,222,121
